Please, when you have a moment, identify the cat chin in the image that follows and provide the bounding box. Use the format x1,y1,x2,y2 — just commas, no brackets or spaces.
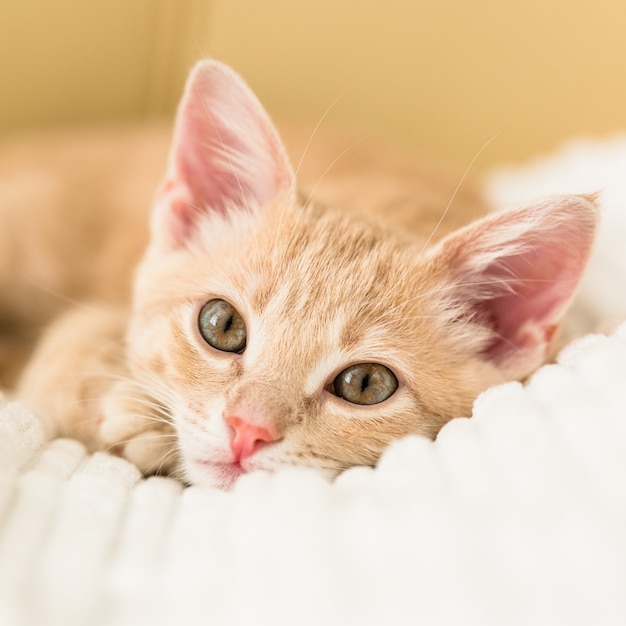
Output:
184,459,246,490
182,451,345,489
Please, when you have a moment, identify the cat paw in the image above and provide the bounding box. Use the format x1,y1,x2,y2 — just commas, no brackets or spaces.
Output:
97,380,179,476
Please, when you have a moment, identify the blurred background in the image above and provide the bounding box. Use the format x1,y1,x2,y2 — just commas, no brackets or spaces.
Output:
1,0,625,169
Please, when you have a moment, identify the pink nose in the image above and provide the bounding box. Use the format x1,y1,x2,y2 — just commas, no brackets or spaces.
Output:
226,415,278,463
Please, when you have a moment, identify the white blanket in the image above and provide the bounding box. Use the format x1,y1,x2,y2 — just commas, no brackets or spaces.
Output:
2,137,626,626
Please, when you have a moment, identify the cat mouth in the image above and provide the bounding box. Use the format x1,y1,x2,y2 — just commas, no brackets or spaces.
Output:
193,459,246,489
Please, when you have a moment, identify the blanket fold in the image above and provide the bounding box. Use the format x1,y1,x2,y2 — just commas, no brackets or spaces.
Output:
0,325,625,626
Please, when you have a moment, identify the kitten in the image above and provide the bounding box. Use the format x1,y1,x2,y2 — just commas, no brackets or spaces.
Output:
6,60,596,489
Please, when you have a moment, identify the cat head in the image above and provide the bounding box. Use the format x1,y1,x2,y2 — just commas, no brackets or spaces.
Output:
127,60,597,488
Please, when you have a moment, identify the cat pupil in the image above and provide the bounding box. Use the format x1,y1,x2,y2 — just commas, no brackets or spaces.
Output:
361,374,370,392
223,315,233,333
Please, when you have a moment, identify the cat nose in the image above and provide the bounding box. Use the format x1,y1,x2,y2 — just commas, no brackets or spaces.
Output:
226,414,279,463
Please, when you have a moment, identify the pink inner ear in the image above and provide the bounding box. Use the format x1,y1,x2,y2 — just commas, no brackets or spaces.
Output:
176,117,243,215
153,60,295,248
175,100,269,214
479,243,579,362
444,196,597,375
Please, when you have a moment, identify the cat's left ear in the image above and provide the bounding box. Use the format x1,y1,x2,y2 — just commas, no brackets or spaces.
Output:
432,195,598,379
152,59,295,248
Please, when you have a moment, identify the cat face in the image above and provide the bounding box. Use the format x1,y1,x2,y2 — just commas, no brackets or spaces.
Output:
126,60,597,488
128,200,498,487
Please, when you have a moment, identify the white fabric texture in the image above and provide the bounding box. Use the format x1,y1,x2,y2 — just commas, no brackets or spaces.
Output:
2,137,626,626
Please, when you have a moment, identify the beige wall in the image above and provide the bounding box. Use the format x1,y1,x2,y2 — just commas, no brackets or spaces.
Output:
2,0,626,168
209,0,626,168
0,0,209,130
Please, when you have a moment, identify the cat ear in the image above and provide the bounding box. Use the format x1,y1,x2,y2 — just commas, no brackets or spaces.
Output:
433,195,598,378
152,59,295,248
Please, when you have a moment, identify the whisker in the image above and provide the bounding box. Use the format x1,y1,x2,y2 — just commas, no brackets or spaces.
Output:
302,136,372,211
418,133,499,256
292,82,357,182
154,447,182,476
16,276,119,316
272,82,356,270
384,277,517,316
273,136,372,265
102,434,179,455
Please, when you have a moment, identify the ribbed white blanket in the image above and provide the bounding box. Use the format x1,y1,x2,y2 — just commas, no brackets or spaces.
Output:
2,137,626,626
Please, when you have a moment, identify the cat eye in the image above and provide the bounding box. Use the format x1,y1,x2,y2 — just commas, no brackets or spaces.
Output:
198,299,247,353
333,363,398,405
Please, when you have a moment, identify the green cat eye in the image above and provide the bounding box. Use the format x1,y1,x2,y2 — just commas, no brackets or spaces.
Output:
198,299,247,353
333,363,398,405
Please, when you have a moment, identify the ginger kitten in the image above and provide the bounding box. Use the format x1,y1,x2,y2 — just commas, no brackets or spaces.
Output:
6,60,596,489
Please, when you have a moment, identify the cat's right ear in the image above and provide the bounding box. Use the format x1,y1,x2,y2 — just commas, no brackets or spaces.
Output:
430,195,598,380
152,60,295,249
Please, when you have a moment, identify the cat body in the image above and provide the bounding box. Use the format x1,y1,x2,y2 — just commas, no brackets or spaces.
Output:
2,61,596,488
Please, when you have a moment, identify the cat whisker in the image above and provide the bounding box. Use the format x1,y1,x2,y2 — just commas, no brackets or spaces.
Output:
17,276,119,317
153,446,182,475
302,136,372,216
384,277,523,316
99,401,173,425
103,430,179,449
35,364,180,412
107,362,188,404
168,462,190,484
61,401,174,434
102,434,180,474
387,274,561,317
272,83,357,271
292,83,357,182
400,314,457,322
271,135,372,272
419,133,499,257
